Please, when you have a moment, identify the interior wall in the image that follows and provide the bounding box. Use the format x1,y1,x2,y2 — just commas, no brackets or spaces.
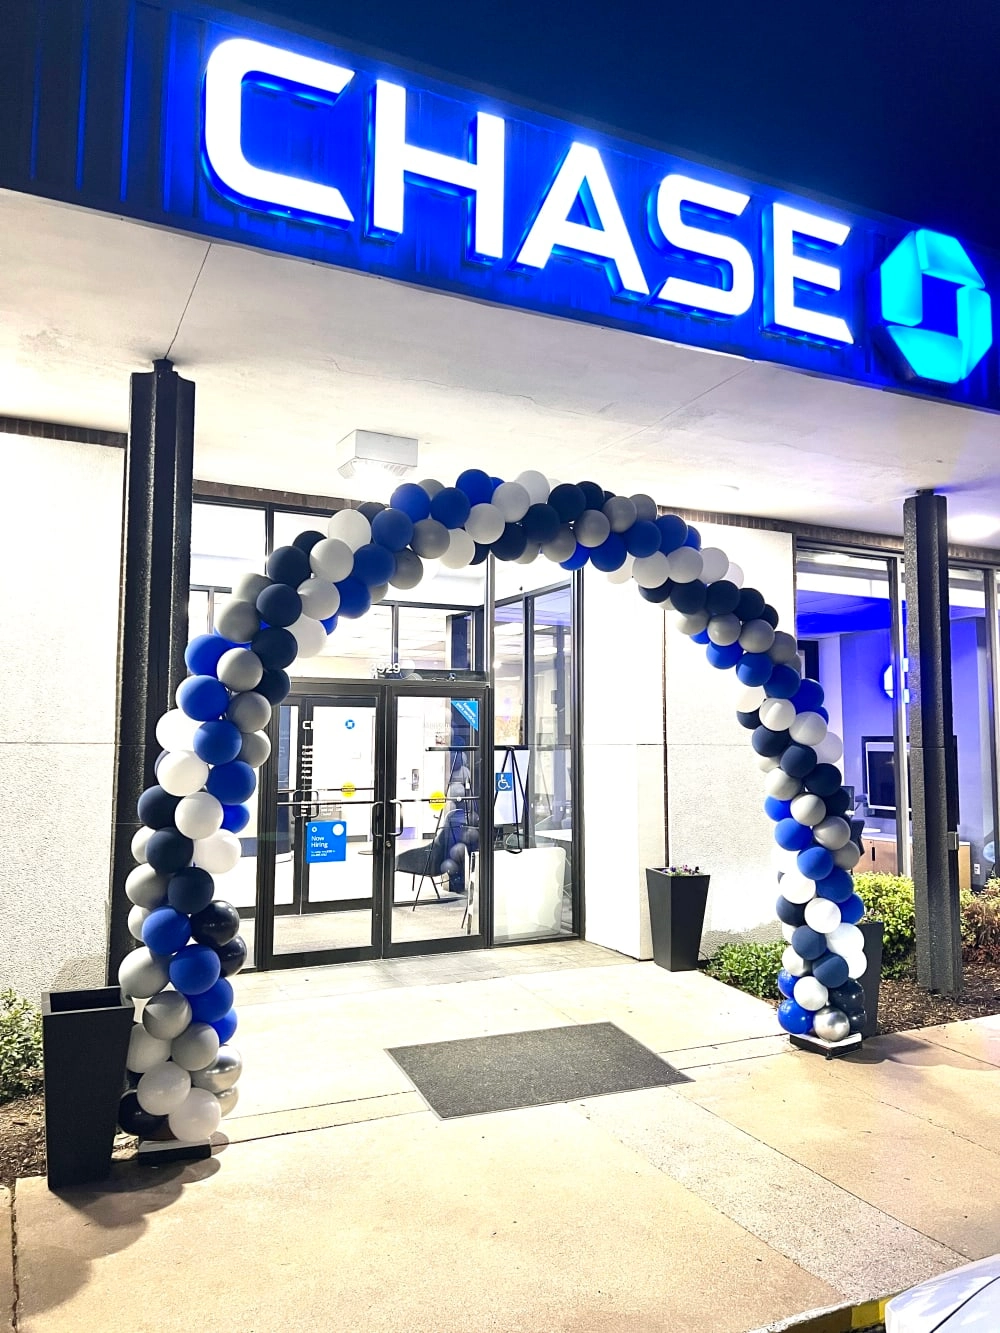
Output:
665,524,795,955
0,438,122,998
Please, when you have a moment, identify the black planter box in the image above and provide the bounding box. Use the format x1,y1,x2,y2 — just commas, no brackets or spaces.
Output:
645,870,710,971
41,986,133,1190
859,920,883,1039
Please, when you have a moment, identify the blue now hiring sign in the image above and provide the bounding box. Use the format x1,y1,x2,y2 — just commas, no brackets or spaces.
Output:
4,1,999,408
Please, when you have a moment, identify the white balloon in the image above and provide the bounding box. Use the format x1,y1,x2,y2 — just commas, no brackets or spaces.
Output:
789,711,828,746
174,791,224,840
766,769,802,800
289,614,326,659
168,1087,222,1142
171,1022,221,1072
666,547,704,583
780,872,817,905
790,794,827,827
127,1024,172,1073
194,830,242,874
814,816,851,850
756,753,779,773
239,730,271,769
725,562,744,587
142,991,192,1041
131,826,154,863
515,470,550,504
632,552,671,588
804,897,842,933
158,750,210,798
155,708,200,752
697,547,730,582
827,923,864,958
816,732,845,765
737,684,766,711
137,1062,191,1116
128,904,151,942
327,509,371,552
119,947,169,1000
833,840,862,870
847,953,868,979
793,976,829,1012
231,571,271,604
297,578,341,621
707,614,742,646
605,556,635,584
739,619,775,653
216,647,264,692
759,698,795,730
781,922,796,943
227,691,271,732
782,945,810,977
125,864,168,909
674,611,709,635
770,631,800,665
310,537,354,582
440,529,476,569
465,503,505,544
492,481,531,521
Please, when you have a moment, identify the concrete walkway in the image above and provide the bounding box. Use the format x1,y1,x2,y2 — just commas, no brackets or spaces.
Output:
8,942,1000,1332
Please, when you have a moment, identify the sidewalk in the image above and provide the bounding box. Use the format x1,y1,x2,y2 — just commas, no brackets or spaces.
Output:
7,943,1000,1332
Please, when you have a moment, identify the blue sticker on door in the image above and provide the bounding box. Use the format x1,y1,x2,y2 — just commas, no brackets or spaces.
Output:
306,820,347,863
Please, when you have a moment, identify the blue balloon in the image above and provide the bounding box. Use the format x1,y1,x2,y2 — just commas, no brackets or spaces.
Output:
706,642,743,669
815,867,855,903
793,678,825,713
492,524,528,561
624,520,661,557
669,580,707,614
351,543,396,588
752,724,789,757
137,785,180,830
590,533,627,572
194,720,243,766
813,952,850,988
185,634,234,676
335,575,372,619
177,675,230,722
560,544,590,570
390,482,432,521
429,487,470,529
655,514,688,553
776,895,807,927
221,803,251,833
736,653,774,687
791,924,827,961
775,818,814,851
839,892,866,925
777,999,814,1034
371,507,415,550
548,483,586,522
455,468,494,505
797,845,834,881
266,544,311,588
766,664,802,699
781,744,818,779
142,906,191,956
704,580,741,615
256,583,301,628
817,705,830,722
764,796,793,821
251,626,297,670
211,1008,239,1043
169,943,222,996
693,629,713,645
320,614,338,634
682,524,702,550
206,760,256,805
188,977,235,1024
168,866,215,914
522,503,561,545
776,968,797,998
257,668,290,704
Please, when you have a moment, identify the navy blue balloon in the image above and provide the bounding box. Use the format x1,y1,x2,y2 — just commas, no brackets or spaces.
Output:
167,866,215,914
137,785,180,830
146,829,194,875
760,603,780,627
775,818,813,851
839,892,865,925
216,936,248,977
683,524,702,550
752,725,789,757
185,634,234,677
777,999,813,1034
429,487,471,529
206,760,256,805
470,543,490,565
522,503,561,544
824,788,852,818
266,544,311,587
813,952,850,988
736,707,760,730
357,502,386,522
548,483,586,522
194,720,243,766
793,678,825,713
578,480,605,510
804,763,842,797
735,588,766,621
390,483,432,521
455,468,494,505
815,867,855,903
776,896,807,927
736,653,774,687
169,943,221,996
781,744,818,779
669,580,707,614
351,543,396,588
704,580,741,615
118,1091,167,1137
256,583,302,628
190,901,241,948
766,665,802,699
252,626,297,670
142,906,191,956
292,529,325,555
371,508,414,551
791,924,827,961
797,845,834,881
655,514,688,553
177,675,230,722
212,1008,238,1042
560,544,590,570
828,978,865,1012
639,581,674,604
706,642,743,669
492,524,528,561
221,803,251,834
764,796,793,822
257,668,290,704
189,976,235,1023
776,968,797,999
335,576,372,619
590,533,628,572
624,520,661,557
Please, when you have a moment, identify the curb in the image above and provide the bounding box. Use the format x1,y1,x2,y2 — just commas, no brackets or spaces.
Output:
748,1295,891,1332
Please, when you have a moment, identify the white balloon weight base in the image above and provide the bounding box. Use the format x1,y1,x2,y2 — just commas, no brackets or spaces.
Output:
137,1137,213,1167
789,1031,863,1060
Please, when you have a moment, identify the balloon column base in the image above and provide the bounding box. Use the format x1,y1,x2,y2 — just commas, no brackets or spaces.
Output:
137,1137,213,1167
789,1031,863,1060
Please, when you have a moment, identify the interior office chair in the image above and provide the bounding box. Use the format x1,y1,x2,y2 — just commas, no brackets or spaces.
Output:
394,808,474,907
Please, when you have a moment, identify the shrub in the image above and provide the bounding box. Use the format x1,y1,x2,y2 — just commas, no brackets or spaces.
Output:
706,941,785,999
0,989,43,1104
855,872,916,978
961,879,1000,960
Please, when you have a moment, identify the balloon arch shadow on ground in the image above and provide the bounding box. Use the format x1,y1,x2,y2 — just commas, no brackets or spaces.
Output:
116,468,870,1146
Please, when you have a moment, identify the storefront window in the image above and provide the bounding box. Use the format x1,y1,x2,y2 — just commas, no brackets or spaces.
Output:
948,568,992,887
191,502,265,588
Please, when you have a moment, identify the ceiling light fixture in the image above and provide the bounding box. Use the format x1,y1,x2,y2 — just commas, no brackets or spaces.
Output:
336,429,419,480
948,513,1000,543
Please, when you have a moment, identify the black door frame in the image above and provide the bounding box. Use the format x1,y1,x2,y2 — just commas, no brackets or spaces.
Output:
253,676,493,971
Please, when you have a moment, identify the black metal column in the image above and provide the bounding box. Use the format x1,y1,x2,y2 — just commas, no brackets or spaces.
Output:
903,491,962,993
106,360,195,982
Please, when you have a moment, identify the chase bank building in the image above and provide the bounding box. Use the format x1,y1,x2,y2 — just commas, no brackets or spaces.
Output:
2,0,999,1000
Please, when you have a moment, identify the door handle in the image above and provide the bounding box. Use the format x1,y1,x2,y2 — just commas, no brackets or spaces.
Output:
370,802,383,841
387,799,404,838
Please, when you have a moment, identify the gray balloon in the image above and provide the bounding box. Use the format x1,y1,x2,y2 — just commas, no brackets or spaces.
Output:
389,548,424,590
216,1085,240,1117
770,631,799,665
418,478,444,498
370,583,389,604
603,495,637,533
812,1007,851,1042
191,1045,243,1094
411,518,450,558
215,599,261,645
217,647,264,692
125,864,168,909
542,524,576,561
629,493,657,522
739,619,776,653
227,690,271,732
575,510,611,548
516,542,541,565
231,571,271,604
239,730,271,768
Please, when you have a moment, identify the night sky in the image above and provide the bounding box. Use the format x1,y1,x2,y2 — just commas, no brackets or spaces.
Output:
249,0,1000,248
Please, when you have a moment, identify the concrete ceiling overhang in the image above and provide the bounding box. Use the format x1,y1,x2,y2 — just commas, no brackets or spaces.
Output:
2,187,1000,536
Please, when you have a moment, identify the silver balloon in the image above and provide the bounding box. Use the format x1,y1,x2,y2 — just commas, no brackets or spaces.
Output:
833,840,862,870
411,517,450,558
707,614,741,646
770,631,800,665
739,618,776,653
215,599,261,645
216,1085,240,1117
516,542,541,565
812,1006,851,1042
542,524,576,562
629,493,657,521
231,571,271,604
227,690,271,733
574,509,611,547
389,548,424,590
142,990,193,1041
217,648,264,692
603,495,637,532
239,729,271,768
190,1045,243,1094
418,478,444,498
125,864,168,909
370,583,389,604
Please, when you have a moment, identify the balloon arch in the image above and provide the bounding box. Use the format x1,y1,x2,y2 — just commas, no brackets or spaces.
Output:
118,468,869,1143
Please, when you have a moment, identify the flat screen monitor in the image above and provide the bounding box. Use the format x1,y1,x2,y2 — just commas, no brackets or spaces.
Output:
862,736,910,817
